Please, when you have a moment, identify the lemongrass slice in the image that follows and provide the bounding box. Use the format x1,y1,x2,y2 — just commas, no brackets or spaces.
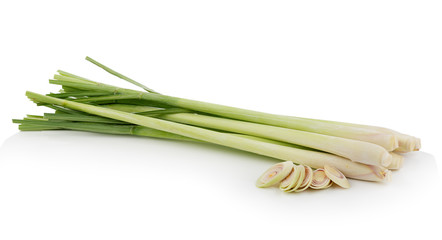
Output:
387,153,404,170
279,165,303,192
324,165,350,189
310,169,331,189
284,165,306,193
256,161,294,188
294,165,313,193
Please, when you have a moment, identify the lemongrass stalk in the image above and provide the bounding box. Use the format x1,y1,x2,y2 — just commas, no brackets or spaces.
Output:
26,91,390,182
47,77,398,150
159,113,392,167
82,58,400,152
13,118,197,142
386,153,404,170
15,116,319,152
302,117,419,152
324,165,350,189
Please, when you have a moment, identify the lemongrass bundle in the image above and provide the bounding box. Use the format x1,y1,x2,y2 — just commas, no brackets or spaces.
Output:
13,57,423,194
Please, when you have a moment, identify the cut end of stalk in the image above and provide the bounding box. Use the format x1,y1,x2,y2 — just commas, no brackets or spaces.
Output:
414,137,421,151
384,170,392,182
256,161,294,188
387,153,404,170
381,151,393,168
324,165,350,189
394,135,417,153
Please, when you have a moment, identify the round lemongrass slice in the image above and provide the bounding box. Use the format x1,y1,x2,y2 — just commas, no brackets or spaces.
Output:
324,165,350,189
279,165,302,192
280,165,306,192
256,161,294,188
310,168,331,189
294,165,313,192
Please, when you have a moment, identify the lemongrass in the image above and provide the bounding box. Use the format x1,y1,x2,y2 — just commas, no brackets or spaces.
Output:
100,104,161,113
25,91,390,182
94,103,390,166
256,161,294,187
159,113,392,167
294,166,313,192
324,165,350,189
302,117,421,153
387,153,404,170
13,118,198,142
47,74,398,151
84,56,158,93
279,165,305,192
310,169,332,189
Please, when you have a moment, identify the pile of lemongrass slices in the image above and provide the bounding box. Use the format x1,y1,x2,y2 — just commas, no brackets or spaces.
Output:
256,161,351,193
13,57,421,193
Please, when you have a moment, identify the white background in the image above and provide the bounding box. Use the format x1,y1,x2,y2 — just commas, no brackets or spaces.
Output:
1,1,441,239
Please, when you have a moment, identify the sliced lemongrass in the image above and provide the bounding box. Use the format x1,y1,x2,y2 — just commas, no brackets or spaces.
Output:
310,169,331,189
279,165,304,192
279,165,300,191
285,165,306,192
387,153,404,170
256,161,294,188
324,165,350,189
294,166,313,192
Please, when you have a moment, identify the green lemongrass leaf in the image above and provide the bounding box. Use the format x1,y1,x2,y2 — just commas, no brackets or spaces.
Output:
25,115,45,119
137,108,191,116
42,104,89,115
62,86,83,92
47,91,109,98
72,94,141,103
43,113,127,124
16,118,196,141
19,125,62,131
54,74,96,85
85,56,158,93
99,104,161,113
57,70,96,83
